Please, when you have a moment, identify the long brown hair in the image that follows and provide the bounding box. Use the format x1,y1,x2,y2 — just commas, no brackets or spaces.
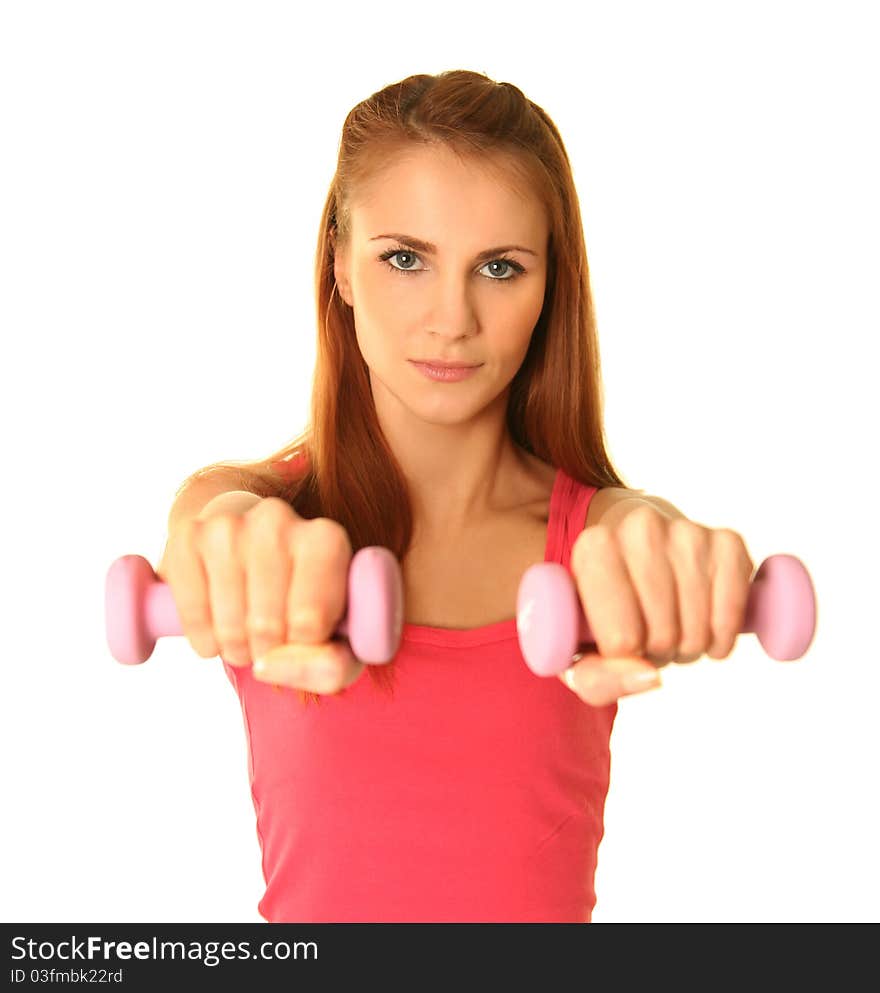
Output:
175,69,638,703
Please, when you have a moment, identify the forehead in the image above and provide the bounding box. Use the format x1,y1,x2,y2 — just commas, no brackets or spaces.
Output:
350,144,547,244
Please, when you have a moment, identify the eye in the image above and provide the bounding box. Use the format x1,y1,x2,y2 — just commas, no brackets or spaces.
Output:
379,249,425,274
377,247,526,283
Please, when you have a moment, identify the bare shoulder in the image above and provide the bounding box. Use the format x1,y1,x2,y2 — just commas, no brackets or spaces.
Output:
518,460,645,530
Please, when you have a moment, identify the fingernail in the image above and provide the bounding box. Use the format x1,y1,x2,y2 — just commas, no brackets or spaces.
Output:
621,669,662,694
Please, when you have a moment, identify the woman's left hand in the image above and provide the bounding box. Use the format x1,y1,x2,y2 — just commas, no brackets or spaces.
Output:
561,502,755,706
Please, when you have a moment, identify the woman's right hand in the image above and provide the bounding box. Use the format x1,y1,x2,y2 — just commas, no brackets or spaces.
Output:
157,495,366,694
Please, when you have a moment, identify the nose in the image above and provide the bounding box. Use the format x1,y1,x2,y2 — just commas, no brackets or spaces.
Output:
423,274,479,339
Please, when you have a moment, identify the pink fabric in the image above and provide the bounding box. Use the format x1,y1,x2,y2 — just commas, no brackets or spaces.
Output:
223,467,617,922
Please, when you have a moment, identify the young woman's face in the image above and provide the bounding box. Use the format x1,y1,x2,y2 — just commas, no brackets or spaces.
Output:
334,144,549,427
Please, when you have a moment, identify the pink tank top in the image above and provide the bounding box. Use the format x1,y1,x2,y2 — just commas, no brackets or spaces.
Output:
222,466,617,922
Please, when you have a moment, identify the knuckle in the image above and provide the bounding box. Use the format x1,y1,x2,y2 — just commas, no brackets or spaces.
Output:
250,495,293,519
174,591,210,623
707,637,735,660
678,632,710,659
246,615,286,639
220,651,251,668
188,632,218,658
245,498,294,540
198,514,241,553
582,522,615,548
645,626,679,657
288,602,333,640
603,632,641,658
669,519,709,556
306,517,352,558
179,605,212,636
676,652,703,664
709,621,739,656
682,615,712,648
213,625,249,651
715,528,754,570
621,505,666,545
715,526,745,549
718,615,742,642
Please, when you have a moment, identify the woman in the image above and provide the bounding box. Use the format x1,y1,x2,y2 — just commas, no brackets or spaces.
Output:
157,70,754,922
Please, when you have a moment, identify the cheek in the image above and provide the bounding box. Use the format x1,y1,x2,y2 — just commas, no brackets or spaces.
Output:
499,288,544,353
353,313,404,370
354,277,410,337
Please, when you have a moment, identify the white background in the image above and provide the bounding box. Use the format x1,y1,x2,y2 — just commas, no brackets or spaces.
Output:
2,1,877,923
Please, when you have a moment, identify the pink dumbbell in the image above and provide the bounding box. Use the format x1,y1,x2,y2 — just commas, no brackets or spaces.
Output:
105,546,405,666
516,553,817,676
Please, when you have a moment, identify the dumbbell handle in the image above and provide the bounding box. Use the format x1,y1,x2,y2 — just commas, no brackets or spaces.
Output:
517,553,817,676
105,546,404,666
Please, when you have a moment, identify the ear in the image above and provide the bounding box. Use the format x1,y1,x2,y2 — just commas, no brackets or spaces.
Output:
332,233,353,307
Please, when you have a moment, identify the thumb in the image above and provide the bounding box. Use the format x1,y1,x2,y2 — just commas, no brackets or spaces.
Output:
558,652,662,705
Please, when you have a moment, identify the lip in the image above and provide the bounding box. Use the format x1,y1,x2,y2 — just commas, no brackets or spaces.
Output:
409,360,482,369
409,360,482,382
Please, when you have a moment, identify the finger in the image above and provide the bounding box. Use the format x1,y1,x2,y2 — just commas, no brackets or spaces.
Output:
706,530,755,660
198,515,250,666
160,520,219,660
242,499,295,662
252,640,364,694
617,508,680,666
558,652,662,706
666,520,712,664
571,526,646,660
285,517,353,645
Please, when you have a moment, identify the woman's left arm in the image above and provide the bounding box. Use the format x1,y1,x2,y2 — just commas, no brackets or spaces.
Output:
563,487,755,706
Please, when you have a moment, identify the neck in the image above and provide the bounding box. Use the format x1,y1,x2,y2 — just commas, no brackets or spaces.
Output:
375,389,526,537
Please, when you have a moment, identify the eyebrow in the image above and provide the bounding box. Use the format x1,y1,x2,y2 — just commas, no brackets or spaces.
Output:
369,233,539,261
